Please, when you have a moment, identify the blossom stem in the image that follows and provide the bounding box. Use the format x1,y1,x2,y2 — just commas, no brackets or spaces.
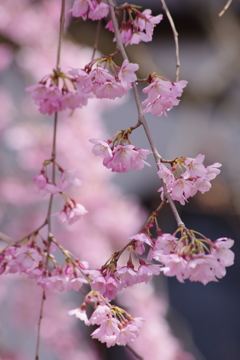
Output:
160,0,180,81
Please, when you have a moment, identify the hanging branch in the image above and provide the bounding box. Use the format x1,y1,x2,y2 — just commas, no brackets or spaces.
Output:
35,1,66,359
160,0,180,81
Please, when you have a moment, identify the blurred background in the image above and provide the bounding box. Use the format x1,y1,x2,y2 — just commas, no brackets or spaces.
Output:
0,0,240,360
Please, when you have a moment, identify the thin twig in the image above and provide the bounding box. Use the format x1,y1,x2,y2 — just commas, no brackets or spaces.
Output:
0,231,13,244
160,0,180,81
35,290,46,360
218,0,232,17
0,221,48,246
91,20,101,61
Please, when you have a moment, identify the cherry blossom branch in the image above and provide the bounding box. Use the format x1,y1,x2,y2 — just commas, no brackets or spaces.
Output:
106,0,162,165
218,0,232,17
160,0,180,81
106,0,188,231
91,20,101,61
35,1,65,359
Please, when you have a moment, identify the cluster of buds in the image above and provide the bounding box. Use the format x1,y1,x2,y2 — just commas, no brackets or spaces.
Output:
33,162,87,224
68,292,145,347
90,130,152,173
142,75,188,116
106,5,163,46
157,154,222,204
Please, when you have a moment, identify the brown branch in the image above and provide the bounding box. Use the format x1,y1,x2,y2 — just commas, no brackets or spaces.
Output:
218,0,232,17
160,0,180,81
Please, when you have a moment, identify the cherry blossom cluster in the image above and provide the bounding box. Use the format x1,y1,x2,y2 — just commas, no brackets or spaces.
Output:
0,237,89,291
130,230,235,285
90,131,152,172
90,239,160,300
27,58,140,111
106,6,163,46
33,162,88,224
26,70,92,115
69,291,145,347
157,154,222,205
70,0,109,21
70,58,139,100
0,243,43,275
37,260,89,291
142,75,188,117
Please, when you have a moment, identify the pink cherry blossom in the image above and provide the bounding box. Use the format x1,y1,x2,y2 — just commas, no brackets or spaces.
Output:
70,0,109,21
184,256,218,285
157,163,175,185
33,173,60,197
15,246,42,271
142,78,187,117
91,317,121,347
157,155,222,204
118,60,139,90
91,275,107,293
115,266,138,288
212,237,235,267
69,0,89,20
95,81,126,100
57,169,82,191
88,2,109,21
137,263,161,283
55,201,88,224
89,138,113,166
159,253,188,283
131,148,152,171
68,308,89,324
183,154,207,178
88,305,111,325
